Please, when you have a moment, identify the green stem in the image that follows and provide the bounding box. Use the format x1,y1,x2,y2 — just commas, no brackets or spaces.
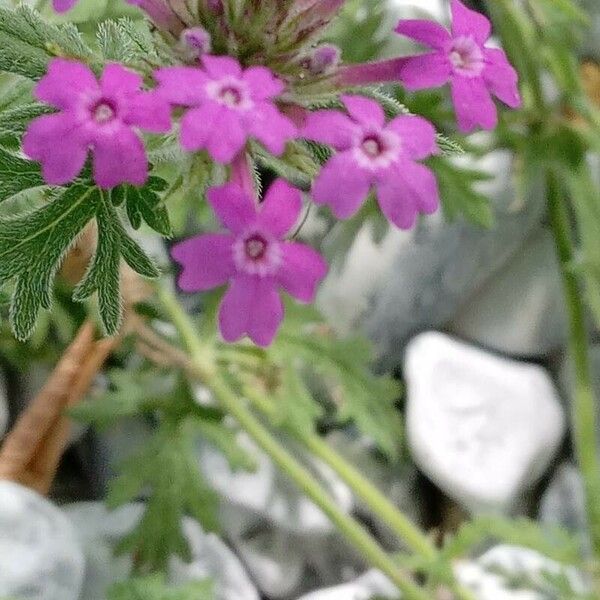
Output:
158,285,431,600
243,387,477,600
210,376,431,600
547,170,600,559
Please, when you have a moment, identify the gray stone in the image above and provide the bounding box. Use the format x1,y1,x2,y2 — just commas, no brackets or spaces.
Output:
451,229,567,357
539,463,587,535
404,332,565,513
296,569,399,600
455,545,588,599
63,502,259,600
198,433,354,537
0,481,84,600
318,148,545,369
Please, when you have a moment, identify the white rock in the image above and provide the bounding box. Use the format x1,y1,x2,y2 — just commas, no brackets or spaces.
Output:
452,229,566,357
198,434,353,537
297,569,399,600
0,481,84,600
318,148,546,369
455,545,588,599
63,502,259,600
404,332,565,513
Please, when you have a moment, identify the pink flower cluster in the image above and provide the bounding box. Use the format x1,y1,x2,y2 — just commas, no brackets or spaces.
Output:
31,0,520,346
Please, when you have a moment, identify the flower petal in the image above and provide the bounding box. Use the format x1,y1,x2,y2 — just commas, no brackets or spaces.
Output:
258,179,302,238
395,19,452,50
243,66,285,100
451,75,497,132
278,242,328,303
35,58,97,111
483,48,521,108
202,55,243,78
154,66,209,105
180,104,246,162
376,161,439,229
219,275,253,343
245,102,297,157
302,110,357,150
92,126,148,188
23,113,88,185
451,0,491,45
219,275,284,346
125,92,172,133
398,52,452,90
207,183,257,234
53,0,78,12
341,95,385,127
101,63,143,96
387,115,439,160
247,277,284,346
171,233,235,292
312,153,371,220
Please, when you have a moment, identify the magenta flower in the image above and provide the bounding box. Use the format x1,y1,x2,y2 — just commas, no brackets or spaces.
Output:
155,56,297,163
303,95,440,230
23,59,171,188
171,180,328,346
395,0,521,132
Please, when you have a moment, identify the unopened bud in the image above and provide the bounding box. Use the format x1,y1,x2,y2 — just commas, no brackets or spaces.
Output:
179,26,212,60
302,44,341,76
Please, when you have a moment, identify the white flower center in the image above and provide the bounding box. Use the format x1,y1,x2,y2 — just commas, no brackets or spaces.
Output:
354,129,401,170
92,100,117,124
233,231,282,277
207,78,252,110
449,36,484,77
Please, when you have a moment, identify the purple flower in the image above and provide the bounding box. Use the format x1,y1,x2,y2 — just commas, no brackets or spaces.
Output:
23,59,171,188
396,0,521,132
52,0,78,11
303,95,440,230
171,180,328,346
155,56,297,163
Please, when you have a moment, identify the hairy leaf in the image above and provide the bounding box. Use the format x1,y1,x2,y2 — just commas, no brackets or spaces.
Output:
108,574,213,600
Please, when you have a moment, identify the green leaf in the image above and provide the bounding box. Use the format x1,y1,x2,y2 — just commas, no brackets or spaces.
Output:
269,302,403,460
97,17,158,65
113,176,172,236
0,5,94,80
430,155,495,228
0,147,45,202
108,574,214,600
108,420,220,572
0,103,51,151
441,516,582,566
0,182,159,340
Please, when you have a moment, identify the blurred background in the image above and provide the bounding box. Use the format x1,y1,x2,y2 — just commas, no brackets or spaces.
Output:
1,0,600,598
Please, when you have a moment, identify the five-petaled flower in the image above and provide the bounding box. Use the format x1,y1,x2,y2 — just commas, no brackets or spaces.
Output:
396,0,521,132
23,59,172,188
303,95,440,230
155,56,297,163
171,180,328,346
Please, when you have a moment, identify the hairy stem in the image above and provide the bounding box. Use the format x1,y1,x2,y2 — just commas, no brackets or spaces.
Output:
158,285,431,600
547,170,600,559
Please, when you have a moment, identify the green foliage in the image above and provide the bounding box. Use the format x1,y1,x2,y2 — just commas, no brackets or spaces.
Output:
0,146,45,201
431,156,495,228
107,418,220,572
96,17,159,67
112,176,173,237
441,516,582,566
267,303,403,460
108,574,213,600
0,4,94,79
0,179,159,340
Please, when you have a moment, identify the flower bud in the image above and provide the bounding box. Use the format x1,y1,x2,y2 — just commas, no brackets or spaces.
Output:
302,44,341,76
179,27,212,61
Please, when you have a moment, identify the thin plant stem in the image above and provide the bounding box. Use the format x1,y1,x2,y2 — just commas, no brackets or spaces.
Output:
157,285,431,600
547,170,600,559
